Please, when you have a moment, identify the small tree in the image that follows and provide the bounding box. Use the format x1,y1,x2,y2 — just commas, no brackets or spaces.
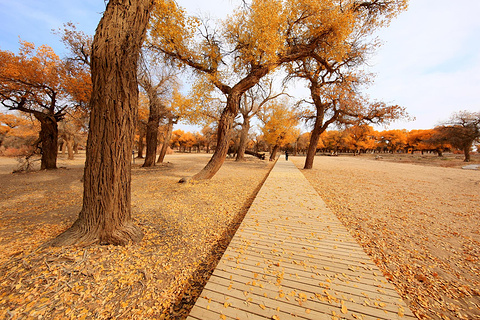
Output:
343,125,376,155
436,111,480,162
378,129,408,153
0,42,73,169
259,100,299,160
236,79,288,161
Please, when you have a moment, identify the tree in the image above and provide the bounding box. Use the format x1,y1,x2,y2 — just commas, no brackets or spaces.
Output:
201,125,217,154
50,0,156,246
157,88,194,163
295,132,310,155
406,129,449,155
286,0,409,170
55,22,93,67
138,51,178,167
135,94,149,158
322,130,345,154
55,22,93,159
0,42,70,169
436,111,480,162
378,129,408,153
236,79,287,161
0,112,38,152
259,100,299,160
149,0,407,180
343,125,376,155
58,118,81,160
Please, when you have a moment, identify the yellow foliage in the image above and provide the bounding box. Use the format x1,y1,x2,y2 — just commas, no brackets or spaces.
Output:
260,100,299,147
149,0,408,81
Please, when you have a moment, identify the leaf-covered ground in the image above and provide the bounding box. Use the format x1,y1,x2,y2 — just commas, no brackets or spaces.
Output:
0,153,273,319
292,154,480,320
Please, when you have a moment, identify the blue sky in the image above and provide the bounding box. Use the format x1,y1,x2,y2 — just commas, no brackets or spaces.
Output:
1,0,479,131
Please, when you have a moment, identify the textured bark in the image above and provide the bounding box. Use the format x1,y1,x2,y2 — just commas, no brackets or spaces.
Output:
142,103,160,167
189,98,238,181
50,0,154,247
157,118,174,163
304,123,322,169
269,144,279,161
304,85,325,170
36,114,58,170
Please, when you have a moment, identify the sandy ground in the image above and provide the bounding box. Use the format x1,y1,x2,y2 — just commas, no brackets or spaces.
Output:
0,152,273,319
291,155,480,320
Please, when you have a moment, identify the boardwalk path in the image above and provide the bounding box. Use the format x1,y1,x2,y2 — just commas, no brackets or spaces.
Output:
187,157,415,320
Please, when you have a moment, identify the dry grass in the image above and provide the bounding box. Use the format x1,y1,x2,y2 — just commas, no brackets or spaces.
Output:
0,152,273,319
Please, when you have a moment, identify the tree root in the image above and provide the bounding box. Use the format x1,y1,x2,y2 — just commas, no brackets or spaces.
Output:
45,219,143,247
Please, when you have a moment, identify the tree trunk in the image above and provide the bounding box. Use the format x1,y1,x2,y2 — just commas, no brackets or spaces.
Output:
269,144,279,161
142,103,160,167
189,95,239,181
304,85,330,170
65,134,75,160
304,112,326,169
36,114,58,170
137,132,145,158
236,116,250,161
157,118,174,163
463,144,471,162
49,0,154,247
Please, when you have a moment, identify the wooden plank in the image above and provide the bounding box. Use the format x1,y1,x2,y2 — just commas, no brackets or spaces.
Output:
215,258,400,299
229,232,371,258
205,277,410,319
207,271,408,316
188,158,415,320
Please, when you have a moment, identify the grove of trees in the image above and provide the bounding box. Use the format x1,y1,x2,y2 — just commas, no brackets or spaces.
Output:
1,0,478,247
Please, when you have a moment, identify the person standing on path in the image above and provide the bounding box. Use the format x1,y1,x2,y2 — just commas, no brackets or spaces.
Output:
285,150,289,161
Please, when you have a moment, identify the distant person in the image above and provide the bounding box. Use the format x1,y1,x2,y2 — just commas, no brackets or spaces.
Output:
285,150,289,161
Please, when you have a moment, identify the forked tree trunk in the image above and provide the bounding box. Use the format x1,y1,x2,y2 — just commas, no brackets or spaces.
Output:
49,0,154,247
236,116,250,161
36,114,58,170
157,119,174,163
142,103,161,167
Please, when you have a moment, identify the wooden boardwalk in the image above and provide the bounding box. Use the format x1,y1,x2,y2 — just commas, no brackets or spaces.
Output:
187,157,416,320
